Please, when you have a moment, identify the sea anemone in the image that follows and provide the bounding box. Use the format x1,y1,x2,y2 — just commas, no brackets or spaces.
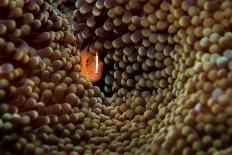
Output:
1,0,232,155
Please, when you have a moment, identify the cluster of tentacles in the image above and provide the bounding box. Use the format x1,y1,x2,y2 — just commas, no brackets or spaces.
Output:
1,0,232,155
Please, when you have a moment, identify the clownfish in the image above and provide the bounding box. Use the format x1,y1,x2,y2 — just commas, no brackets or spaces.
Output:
80,45,103,83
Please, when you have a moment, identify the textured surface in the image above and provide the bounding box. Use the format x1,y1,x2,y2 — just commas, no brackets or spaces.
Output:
1,0,232,155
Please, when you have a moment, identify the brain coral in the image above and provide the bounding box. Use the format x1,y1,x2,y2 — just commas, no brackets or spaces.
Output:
1,0,232,155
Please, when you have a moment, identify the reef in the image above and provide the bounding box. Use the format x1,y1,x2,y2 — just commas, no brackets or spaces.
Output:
1,0,232,155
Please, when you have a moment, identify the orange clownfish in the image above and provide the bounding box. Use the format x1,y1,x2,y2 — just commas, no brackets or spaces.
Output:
80,45,103,83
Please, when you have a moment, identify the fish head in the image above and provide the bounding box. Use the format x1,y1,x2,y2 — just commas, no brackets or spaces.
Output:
80,45,103,83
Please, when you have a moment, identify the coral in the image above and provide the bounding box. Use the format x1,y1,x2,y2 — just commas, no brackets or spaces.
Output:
1,0,232,155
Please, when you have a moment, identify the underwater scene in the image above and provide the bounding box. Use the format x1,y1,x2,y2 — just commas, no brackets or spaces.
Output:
1,0,232,154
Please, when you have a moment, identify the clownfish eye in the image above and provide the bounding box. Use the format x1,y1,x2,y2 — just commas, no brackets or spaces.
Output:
86,56,91,65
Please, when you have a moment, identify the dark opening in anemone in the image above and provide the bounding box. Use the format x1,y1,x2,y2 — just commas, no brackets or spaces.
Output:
80,38,115,97
94,50,115,97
